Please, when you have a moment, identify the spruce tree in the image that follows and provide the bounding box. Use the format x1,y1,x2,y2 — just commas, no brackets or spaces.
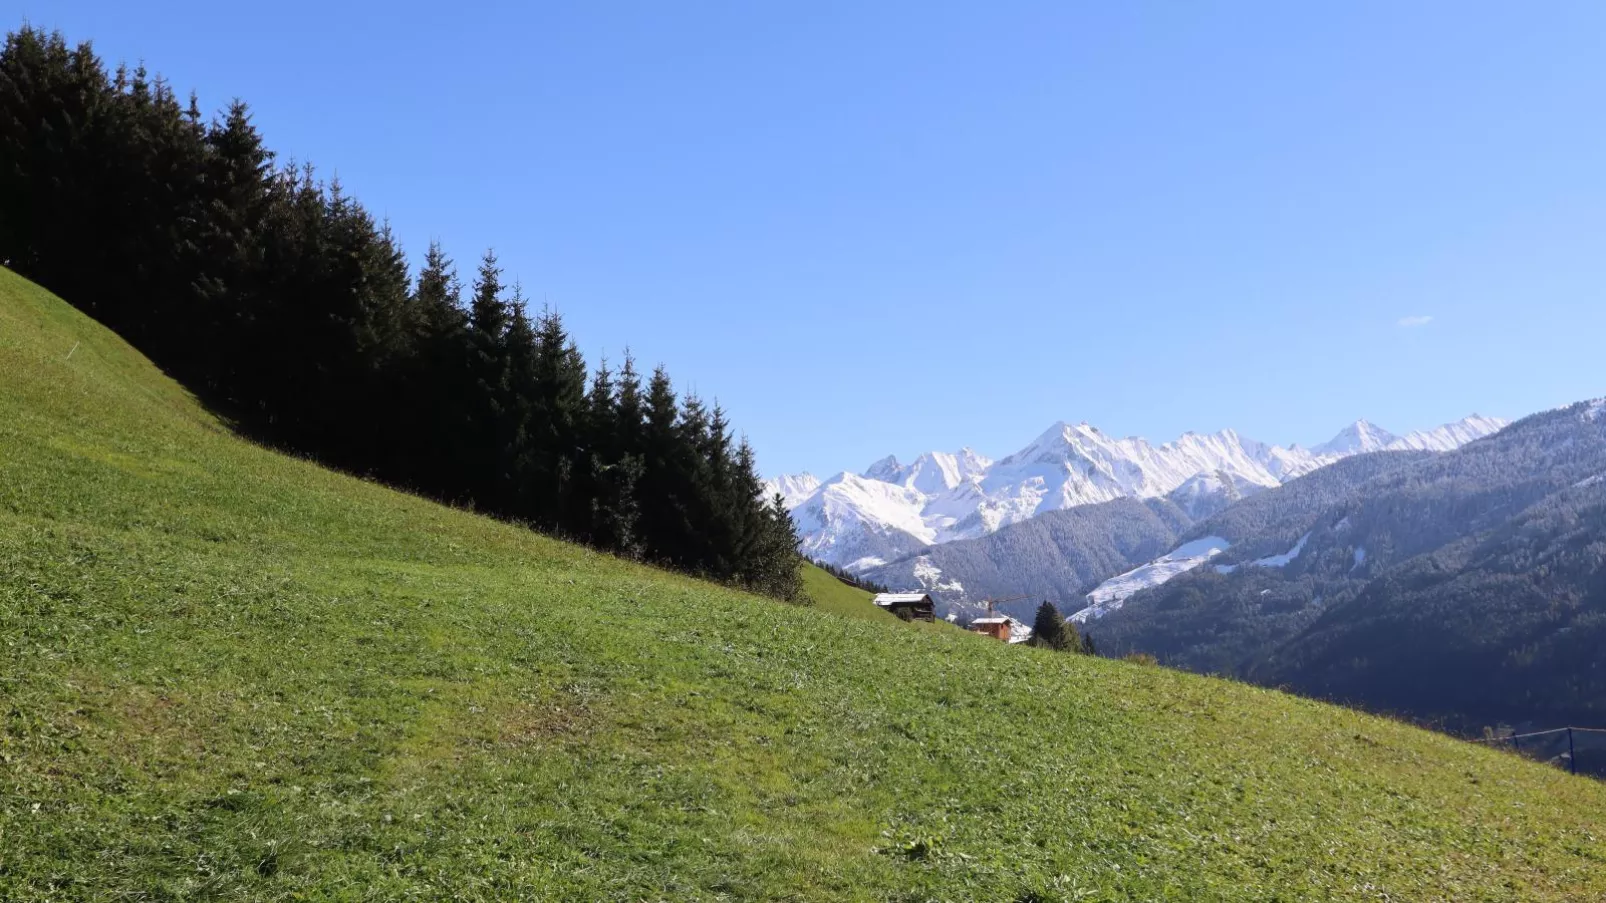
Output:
415,242,466,338
468,250,509,342
0,25,810,603
599,352,647,556
763,491,803,600
529,307,589,534
702,402,740,573
585,359,642,554
675,392,719,572
1030,601,1071,651
732,443,803,601
639,366,688,566
407,242,470,495
194,100,272,402
614,352,645,457
465,250,510,504
501,286,541,512
343,220,413,472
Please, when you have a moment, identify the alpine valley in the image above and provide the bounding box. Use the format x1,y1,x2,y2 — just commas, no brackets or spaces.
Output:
777,401,1606,736
1084,399,1606,732
767,415,1506,603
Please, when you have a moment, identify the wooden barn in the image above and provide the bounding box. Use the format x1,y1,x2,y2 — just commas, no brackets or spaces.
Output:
872,592,935,622
968,616,1012,642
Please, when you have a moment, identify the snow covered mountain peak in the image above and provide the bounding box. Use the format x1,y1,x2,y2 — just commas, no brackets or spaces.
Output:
861,449,993,495
999,421,1072,463
1313,420,1400,457
1391,414,1509,450
862,455,905,482
760,472,822,510
777,413,1508,570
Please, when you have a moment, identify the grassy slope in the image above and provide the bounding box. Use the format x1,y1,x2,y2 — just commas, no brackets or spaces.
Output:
801,563,890,621
1,267,1603,901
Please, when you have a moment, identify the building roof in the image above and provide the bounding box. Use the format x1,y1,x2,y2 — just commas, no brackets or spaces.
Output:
872,592,932,607
970,617,1009,625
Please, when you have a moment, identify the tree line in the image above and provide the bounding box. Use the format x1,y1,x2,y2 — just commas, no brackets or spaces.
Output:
0,27,802,599
811,559,891,595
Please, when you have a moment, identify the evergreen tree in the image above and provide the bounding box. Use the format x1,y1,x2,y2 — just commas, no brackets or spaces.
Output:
675,392,718,571
501,285,541,513
194,100,272,401
529,307,589,533
596,352,648,556
639,366,689,566
701,402,740,573
415,242,467,338
1030,602,1072,651
0,25,810,603
407,241,470,495
468,250,509,342
585,359,642,554
614,352,645,456
465,250,509,504
751,491,804,601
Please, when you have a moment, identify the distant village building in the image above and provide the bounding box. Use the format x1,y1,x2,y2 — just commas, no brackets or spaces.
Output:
968,615,1032,644
969,616,1011,641
872,592,935,622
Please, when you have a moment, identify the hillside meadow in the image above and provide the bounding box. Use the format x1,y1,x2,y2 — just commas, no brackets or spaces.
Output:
2,265,1605,900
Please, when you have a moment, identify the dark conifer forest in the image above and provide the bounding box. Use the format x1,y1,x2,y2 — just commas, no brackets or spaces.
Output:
0,27,802,599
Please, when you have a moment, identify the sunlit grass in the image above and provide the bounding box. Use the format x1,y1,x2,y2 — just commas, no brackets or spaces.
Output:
2,266,1604,900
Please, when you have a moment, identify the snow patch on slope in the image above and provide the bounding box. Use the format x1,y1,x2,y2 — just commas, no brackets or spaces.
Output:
1252,532,1310,568
1070,536,1231,623
910,556,965,594
1006,617,1033,644
1215,533,1310,574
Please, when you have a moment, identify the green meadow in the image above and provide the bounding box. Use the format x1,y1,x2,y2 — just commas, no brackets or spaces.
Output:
2,266,1604,900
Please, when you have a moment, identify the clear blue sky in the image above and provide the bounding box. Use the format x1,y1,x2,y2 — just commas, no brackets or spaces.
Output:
24,2,1606,476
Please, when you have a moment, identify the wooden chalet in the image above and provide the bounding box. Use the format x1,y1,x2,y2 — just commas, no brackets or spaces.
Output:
968,616,1012,642
872,592,936,622
967,614,1032,643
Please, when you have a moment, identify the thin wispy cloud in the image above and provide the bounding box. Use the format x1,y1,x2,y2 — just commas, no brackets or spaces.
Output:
1397,315,1434,328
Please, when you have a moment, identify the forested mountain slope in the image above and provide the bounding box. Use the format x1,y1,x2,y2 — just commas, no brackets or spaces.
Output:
862,497,1192,620
1091,406,1606,731
5,271,1606,899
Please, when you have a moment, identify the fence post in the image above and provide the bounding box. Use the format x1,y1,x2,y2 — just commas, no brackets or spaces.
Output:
1568,727,1577,775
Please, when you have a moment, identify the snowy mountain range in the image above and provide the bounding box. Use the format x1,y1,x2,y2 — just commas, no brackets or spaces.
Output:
1071,398,1606,732
766,415,1508,572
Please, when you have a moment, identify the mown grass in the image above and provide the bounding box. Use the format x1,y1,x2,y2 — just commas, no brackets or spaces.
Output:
1,266,1604,901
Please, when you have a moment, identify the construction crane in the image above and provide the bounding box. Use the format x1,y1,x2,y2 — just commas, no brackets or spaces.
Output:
979,595,1029,616
967,595,1031,642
